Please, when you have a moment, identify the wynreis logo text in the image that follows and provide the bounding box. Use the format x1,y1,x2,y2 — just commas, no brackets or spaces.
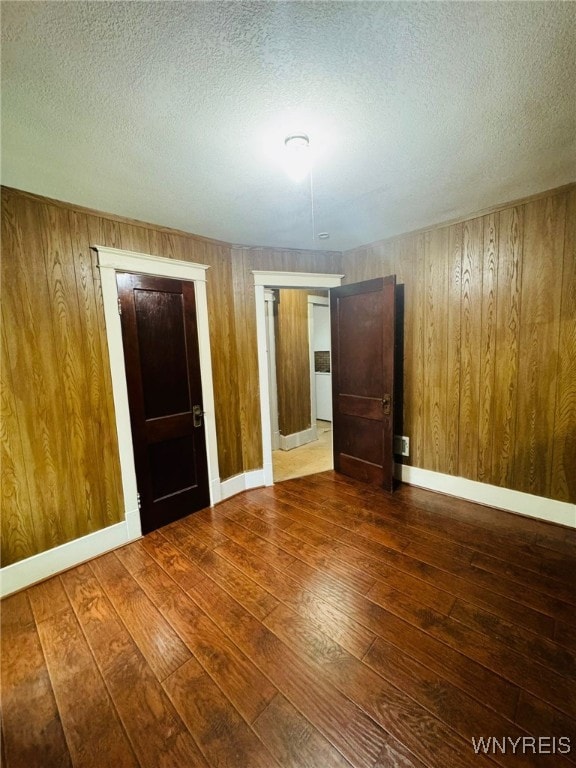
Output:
472,736,571,755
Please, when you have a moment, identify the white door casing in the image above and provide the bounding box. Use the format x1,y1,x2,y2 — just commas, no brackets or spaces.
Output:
308,295,331,423
96,246,222,539
253,271,344,486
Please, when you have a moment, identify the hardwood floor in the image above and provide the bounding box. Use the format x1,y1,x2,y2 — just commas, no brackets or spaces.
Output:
2,472,575,768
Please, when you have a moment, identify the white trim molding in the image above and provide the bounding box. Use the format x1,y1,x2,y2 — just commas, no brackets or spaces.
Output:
280,425,318,451
3,465,571,597
253,271,344,289
0,512,140,597
308,294,331,426
254,271,343,486
264,290,280,451
0,464,265,596
220,470,266,501
396,464,576,528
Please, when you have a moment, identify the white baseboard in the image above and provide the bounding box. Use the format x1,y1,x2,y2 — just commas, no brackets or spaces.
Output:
210,477,223,505
279,425,318,451
245,469,266,489
396,464,576,528
1,468,268,597
4,465,571,599
220,469,265,500
0,508,141,598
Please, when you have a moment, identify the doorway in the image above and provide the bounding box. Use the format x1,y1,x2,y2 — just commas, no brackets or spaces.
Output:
331,276,397,491
116,272,210,533
266,289,333,482
96,246,221,540
253,270,344,486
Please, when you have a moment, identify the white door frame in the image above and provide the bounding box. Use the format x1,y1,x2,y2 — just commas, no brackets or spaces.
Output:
253,271,344,486
96,246,221,539
308,294,330,427
264,289,281,451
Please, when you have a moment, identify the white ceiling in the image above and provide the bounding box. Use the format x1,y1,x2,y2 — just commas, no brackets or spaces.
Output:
2,1,575,251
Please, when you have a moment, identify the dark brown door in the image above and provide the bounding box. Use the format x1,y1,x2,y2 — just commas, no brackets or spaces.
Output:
117,272,210,534
331,276,396,491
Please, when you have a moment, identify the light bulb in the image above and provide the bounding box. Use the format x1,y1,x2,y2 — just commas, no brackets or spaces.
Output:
284,134,311,182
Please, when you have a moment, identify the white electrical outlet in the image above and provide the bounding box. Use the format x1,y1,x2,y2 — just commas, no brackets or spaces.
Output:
394,435,410,456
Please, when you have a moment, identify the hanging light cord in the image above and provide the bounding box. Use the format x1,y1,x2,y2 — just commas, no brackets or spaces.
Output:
310,169,316,243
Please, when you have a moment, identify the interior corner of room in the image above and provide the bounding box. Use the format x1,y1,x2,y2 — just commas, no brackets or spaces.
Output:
1,1,575,595
2,181,575,595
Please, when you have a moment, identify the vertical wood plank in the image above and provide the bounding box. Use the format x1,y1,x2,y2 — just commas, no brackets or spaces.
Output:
276,289,312,437
0,315,36,564
117,222,152,254
391,236,415,460
69,211,124,525
491,206,523,487
2,195,76,557
206,243,242,479
458,217,483,479
1,592,71,768
159,231,188,261
41,202,107,534
253,692,357,768
62,564,210,768
147,226,162,256
478,214,498,482
28,576,70,624
85,212,128,521
376,241,395,278
446,224,462,475
91,552,192,681
231,247,261,471
514,195,566,496
36,606,140,767
163,657,280,768
551,189,576,502
86,214,123,250
423,227,449,472
410,234,426,467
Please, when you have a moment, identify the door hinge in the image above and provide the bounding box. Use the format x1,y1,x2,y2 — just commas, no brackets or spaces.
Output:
137,492,141,510
117,297,122,315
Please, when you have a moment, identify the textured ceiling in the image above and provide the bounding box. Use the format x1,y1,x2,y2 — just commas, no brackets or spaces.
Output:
2,1,575,251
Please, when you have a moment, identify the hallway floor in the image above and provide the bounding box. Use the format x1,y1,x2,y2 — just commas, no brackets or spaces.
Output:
272,420,333,482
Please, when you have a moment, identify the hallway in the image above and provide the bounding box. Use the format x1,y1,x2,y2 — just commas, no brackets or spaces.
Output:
272,420,333,482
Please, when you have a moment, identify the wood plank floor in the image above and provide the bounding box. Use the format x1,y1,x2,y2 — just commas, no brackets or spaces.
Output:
2,472,575,768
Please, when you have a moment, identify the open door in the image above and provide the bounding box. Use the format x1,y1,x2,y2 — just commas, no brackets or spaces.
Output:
330,276,396,491
117,272,210,534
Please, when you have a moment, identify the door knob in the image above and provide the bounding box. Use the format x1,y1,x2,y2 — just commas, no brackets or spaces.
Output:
192,405,204,428
382,394,392,416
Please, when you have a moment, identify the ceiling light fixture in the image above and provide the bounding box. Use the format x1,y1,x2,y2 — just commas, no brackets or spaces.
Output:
283,132,322,245
284,133,312,183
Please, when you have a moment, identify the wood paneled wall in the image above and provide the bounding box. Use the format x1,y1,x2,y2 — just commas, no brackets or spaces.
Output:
276,289,312,437
3,183,572,567
342,186,576,503
1,187,341,565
